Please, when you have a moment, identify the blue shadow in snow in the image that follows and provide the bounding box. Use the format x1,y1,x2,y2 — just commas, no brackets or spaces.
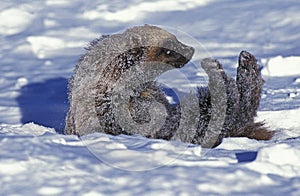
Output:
235,151,258,163
16,77,69,134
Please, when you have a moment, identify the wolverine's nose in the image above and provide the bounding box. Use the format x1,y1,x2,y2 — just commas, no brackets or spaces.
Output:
185,45,194,61
171,45,194,68
180,45,194,65
178,44,194,61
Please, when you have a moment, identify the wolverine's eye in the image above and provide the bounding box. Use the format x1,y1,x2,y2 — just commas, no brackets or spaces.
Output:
156,48,174,56
156,48,171,56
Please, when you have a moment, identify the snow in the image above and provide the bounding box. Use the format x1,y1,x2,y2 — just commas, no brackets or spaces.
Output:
81,0,212,22
0,8,35,35
262,56,300,77
1,0,300,195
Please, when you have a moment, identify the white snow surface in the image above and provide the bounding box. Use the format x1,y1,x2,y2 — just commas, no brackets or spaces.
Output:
1,0,300,195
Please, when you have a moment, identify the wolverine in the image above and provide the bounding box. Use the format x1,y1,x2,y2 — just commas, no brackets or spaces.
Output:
65,25,194,139
65,25,273,148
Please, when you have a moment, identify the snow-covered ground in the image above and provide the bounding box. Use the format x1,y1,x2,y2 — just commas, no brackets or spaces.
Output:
1,0,300,195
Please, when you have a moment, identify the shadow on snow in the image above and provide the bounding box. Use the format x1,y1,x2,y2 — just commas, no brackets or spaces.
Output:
16,77,69,134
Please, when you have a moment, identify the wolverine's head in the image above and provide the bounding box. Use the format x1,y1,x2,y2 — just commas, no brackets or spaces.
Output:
124,25,194,68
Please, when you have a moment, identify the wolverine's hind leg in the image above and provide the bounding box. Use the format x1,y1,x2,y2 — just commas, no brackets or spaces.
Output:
234,51,274,140
236,51,264,126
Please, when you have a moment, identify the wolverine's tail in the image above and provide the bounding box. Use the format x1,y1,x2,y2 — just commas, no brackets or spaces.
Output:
231,122,275,140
